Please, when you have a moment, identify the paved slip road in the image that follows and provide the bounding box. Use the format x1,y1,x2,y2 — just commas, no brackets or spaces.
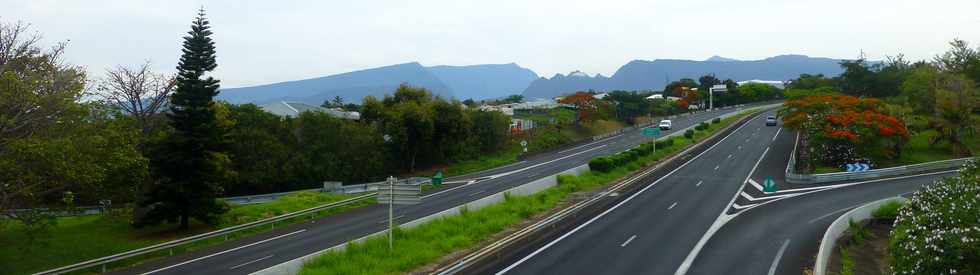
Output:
490,109,957,275
113,103,776,275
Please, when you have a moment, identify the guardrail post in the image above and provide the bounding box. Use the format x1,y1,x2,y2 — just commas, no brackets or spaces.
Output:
225,234,229,241
169,248,173,256
101,263,106,273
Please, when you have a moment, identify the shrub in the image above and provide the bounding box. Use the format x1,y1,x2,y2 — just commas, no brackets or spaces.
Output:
871,201,903,219
712,117,721,124
684,130,694,139
588,157,614,173
889,158,980,274
697,122,709,130
655,138,675,149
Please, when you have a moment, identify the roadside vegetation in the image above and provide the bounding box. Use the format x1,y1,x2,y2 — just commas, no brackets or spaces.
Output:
780,40,979,173
0,191,370,274
300,110,759,274
828,202,903,275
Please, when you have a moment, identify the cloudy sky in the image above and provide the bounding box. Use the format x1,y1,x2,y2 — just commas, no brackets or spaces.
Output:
6,0,980,88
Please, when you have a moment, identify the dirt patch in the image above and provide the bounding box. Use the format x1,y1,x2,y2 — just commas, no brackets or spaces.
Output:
826,219,893,275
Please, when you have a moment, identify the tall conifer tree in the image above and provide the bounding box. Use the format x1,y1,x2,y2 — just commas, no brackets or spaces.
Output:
136,8,229,230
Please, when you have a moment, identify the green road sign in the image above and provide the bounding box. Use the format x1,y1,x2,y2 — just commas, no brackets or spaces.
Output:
432,171,444,186
763,176,777,192
643,127,661,137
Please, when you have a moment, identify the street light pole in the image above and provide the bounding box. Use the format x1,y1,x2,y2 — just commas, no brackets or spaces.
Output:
387,176,394,250
709,87,714,111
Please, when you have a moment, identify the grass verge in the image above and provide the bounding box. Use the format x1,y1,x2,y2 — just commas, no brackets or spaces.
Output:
300,110,759,275
0,191,372,275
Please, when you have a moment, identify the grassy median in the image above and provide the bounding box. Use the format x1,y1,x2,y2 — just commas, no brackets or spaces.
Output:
300,111,758,275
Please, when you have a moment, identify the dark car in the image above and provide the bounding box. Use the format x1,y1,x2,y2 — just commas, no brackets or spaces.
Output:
765,116,777,126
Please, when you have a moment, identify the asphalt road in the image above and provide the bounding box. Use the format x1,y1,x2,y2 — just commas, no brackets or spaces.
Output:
490,110,956,275
113,103,775,275
493,109,784,275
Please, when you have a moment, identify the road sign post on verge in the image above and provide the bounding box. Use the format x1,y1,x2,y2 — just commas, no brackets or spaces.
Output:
378,176,421,249
520,140,528,153
643,127,661,155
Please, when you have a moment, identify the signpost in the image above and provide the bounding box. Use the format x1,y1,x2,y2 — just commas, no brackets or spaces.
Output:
377,176,421,249
763,176,777,193
520,140,528,153
643,127,661,155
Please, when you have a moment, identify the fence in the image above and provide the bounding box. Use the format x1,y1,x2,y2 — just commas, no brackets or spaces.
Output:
35,192,376,275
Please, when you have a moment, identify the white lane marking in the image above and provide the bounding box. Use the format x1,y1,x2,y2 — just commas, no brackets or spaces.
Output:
143,229,307,274
737,145,742,150
422,144,608,199
228,254,274,270
497,111,761,275
745,138,750,143
674,145,770,275
470,190,485,197
668,202,678,210
714,165,720,171
731,203,754,210
740,191,798,202
696,180,703,187
748,178,764,192
807,205,858,224
772,127,782,142
620,235,637,247
378,215,404,224
768,239,791,275
727,154,732,159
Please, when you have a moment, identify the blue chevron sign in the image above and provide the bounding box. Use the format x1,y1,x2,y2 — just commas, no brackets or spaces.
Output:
845,163,870,172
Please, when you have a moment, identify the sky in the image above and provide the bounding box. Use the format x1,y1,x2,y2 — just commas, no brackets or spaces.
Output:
6,0,980,88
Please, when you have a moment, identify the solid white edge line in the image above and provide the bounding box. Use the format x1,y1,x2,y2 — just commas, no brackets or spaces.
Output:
668,202,678,210
807,205,858,224
767,239,791,275
142,229,307,274
495,109,760,275
772,127,782,142
378,215,405,224
229,254,274,270
696,180,703,187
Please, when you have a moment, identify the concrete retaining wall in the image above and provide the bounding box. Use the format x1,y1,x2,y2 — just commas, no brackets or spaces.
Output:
252,164,590,275
813,197,907,275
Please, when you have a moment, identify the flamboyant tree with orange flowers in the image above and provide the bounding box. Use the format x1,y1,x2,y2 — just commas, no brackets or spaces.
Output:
780,95,909,170
560,92,603,123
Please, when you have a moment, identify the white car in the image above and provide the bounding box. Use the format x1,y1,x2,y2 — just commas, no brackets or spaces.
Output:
658,120,672,130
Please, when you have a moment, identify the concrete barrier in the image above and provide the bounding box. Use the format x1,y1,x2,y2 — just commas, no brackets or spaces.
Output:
813,197,907,275
251,164,590,275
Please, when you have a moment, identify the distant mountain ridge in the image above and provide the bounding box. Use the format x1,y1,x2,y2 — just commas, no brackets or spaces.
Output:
522,54,846,99
218,54,849,105
218,62,539,105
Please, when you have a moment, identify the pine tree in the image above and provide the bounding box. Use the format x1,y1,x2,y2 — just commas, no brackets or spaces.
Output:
135,8,230,230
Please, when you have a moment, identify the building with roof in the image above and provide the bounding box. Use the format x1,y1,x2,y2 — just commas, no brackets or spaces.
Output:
737,80,785,89
259,101,361,120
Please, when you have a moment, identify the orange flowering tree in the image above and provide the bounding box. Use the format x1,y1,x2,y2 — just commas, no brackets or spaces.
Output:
781,95,909,169
559,92,604,123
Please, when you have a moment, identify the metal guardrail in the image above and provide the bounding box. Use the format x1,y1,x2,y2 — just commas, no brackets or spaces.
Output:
36,192,376,275
786,154,971,184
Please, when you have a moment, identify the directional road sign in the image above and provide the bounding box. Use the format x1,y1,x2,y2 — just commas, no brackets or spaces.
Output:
763,177,777,192
845,163,870,172
643,127,661,137
378,184,421,205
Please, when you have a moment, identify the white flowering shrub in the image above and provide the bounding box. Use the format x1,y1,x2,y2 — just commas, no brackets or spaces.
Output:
889,158,980,274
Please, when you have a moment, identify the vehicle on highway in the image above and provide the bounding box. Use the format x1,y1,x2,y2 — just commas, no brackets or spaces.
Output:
658,120,672,130
765,116,777,126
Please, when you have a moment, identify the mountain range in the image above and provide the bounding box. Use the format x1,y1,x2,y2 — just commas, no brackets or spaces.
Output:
218,54,848,105
218,62,538,105
521,55,845,99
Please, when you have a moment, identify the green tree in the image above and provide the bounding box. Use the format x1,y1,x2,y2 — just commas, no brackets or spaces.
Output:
929,74,978,156
607,90,651,124
136,9,230,230
224,103,296,195
698,74,721,92
469,110,510,153
501,94,524,104
899,65,940,114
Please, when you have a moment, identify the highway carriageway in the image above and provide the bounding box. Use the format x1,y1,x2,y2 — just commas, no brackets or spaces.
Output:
111,103,774,275
486,108,956,275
